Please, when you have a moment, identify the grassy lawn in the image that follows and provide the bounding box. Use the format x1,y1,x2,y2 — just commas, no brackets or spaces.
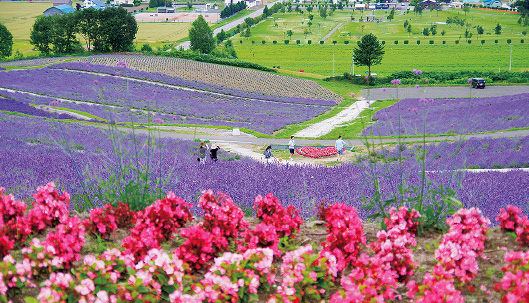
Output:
211,9,254,30
234,43,529,77
328,8,525,43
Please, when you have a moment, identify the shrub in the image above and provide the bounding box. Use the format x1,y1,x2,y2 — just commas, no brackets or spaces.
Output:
495,39,499,43
416,40,420,45
507,39,511,44
381,40,385,45
253,193,303,238
307,40,312,44
455,40,459,44
262,40,266,44
321,203,365,271
332,41,337,45
140,43,152,52
320,41,324,44
394,40,398,44
82,207,118,239
296,40,300,44
239,40,242,44
468,39,472,44
442,40,446,44
284,40,289,44
429,40,434,44
404,40,409,44
273,40,277,44
522,39,525,43
481,40,485,44
251,40,255,44
344,40,349,44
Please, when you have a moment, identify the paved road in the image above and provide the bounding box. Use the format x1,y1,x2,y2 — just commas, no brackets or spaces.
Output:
363,85,529,100
179,0,284,50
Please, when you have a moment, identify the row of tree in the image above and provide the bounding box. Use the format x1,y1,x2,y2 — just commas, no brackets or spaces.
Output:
30,7,137,55
0,23,12,59
220,1,246,19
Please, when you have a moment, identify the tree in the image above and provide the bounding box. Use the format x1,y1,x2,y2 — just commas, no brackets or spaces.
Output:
403,20,409,29
189,15,215,53
495,23,502,35
216,29,226,44
243,27,251,38
52,13,83,54
303,28,311,38
407,24,412,36
0,23,13,59
353,33,385,84
307,6,313,13
309,14,314,21
463,4,470,15
319,6,327,20
430,25,437,35
422,27,430,36
263,5,269,17
387,8,395,21
286,29,293,39
30,16,54,55
100,7,138,52
441,29,446,36
308,21,313,27
514,0,529,16
476,25,484,37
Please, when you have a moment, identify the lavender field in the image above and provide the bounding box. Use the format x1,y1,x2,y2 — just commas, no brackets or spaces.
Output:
358,136,529,170
1,112,528,223
0,68,331,134
72,55,342,102
362,94,529,136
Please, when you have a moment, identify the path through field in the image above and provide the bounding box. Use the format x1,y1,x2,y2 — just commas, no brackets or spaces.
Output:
363,85,529,100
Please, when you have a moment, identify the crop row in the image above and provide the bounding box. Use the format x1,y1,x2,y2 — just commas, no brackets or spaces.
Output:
0,69,330,134
0,56,74,67
362,93,529,136
71,55,342,102
1,113,528,222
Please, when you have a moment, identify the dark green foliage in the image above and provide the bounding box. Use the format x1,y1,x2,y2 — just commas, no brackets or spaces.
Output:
404,40,408,44
394,40,398,44
429,40,433,44
442,40,446,44
481,40,485,44
141,43,153,52
284,40,289,44
30,16,54,55
344,40,349,44
189,15,215,54
216,29,226,44
417,40,420,44
307,40,311,44
353,33,385,81
273,40,277,44
455,40,460,44
320,40,324,44
332,40,337,45
507,39,512,43
495,39,499,43
220,1,246,19
296,40,300,44
0,23,13,59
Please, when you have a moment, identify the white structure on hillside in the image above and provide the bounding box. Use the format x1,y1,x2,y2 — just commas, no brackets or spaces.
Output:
83,0,107,9
113,0,133,5
224,0,260,8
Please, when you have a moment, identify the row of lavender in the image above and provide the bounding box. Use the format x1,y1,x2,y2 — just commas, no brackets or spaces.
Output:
358,136,529,170
71,55,343,103
2,113,528,223
0,68,330,134
362,94,529,136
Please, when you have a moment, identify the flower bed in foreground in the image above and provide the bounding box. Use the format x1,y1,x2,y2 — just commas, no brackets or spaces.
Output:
1,183,528,302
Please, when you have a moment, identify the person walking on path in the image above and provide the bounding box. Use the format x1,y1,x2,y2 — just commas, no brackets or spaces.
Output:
288,136,296,161
263,145,276,163
335,135,346,162
210,143,220,162
198,141,209,164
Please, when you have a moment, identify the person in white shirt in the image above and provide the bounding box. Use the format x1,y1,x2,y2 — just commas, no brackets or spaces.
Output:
335,135,346,162
288,135,295,161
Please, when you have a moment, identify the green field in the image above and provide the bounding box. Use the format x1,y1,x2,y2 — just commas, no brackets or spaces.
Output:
136,23,191,43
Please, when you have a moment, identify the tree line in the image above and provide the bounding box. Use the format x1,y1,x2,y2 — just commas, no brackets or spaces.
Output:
30,7,137,55
220,1,246,19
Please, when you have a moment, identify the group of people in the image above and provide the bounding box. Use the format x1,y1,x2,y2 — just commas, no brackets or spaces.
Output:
264,135,348,163
198,142,220,164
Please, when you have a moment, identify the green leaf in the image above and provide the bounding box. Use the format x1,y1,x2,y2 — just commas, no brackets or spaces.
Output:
24,298,38,303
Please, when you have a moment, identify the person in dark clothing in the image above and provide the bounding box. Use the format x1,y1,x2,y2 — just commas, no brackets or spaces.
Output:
210,144,220,162
198,141,209,164
263,145,276,163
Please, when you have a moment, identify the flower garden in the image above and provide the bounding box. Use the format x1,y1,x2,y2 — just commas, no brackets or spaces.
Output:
1,55,529,301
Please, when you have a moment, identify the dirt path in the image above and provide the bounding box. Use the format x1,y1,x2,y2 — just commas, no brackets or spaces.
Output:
321,22,345,42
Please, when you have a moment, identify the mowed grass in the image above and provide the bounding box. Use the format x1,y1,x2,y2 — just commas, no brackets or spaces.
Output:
328,8,526,43
235,43,529,76
136,23,191,43
0,2,50,40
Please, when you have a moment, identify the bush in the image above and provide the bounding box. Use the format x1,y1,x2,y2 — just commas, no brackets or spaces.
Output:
522,39,525,43
262,40,266,44
455,40,460,44
251,40,255,44
307,40,312,44
495,39,499,43
141,43,153,52
344,40,349,45
481,40,485,44
442,40,446,44
404,40,408,44
284,40,289,44
296,40,300,44
394,40,398,44
273,40,277,44
507,39,511,44
332,40,337,45
429,40,434,44
381,40,385,45
416,40,420,45
320,41,324,44
468,40,472,44
239,40,243,44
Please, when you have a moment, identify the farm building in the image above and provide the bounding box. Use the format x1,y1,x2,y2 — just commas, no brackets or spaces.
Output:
43,4,75,16
113,0,134,5
53,0,72,6
421,0,437,9
83,0,106,9
223,0,260,8
450,1,464,8
482,0,502,7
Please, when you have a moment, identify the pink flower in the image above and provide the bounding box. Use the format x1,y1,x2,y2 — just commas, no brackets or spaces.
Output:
391,79,401,85
468,78,473,84
419,98,428,105
381,88,387,92
94,80,99,85
350,92,355,97
415,84,420,89
153,118,164,124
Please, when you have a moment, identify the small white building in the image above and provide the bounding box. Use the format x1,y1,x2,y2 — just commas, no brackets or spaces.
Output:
113,0,134,5
83,0,107,9
224,0,258,8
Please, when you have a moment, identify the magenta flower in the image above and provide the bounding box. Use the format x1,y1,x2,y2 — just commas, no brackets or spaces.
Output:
93,80,99,85
413,69,422,75
468,78,473,84
381,88,387,92
450,123,455,128
152,89,156,94
115,72,121,76
419,98,428,105
415,84,420,89
153,118,164,124
350,92,355,97
425,79,429,83
391,79,401,85
410,107,418,113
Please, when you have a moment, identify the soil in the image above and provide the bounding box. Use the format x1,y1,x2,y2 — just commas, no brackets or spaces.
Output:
5,213,521,302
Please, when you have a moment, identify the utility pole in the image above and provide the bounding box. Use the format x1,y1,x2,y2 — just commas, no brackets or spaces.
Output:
333,52,335,77
509,45,512,71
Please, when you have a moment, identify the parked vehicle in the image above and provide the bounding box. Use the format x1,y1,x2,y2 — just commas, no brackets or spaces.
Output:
471,78,486,89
